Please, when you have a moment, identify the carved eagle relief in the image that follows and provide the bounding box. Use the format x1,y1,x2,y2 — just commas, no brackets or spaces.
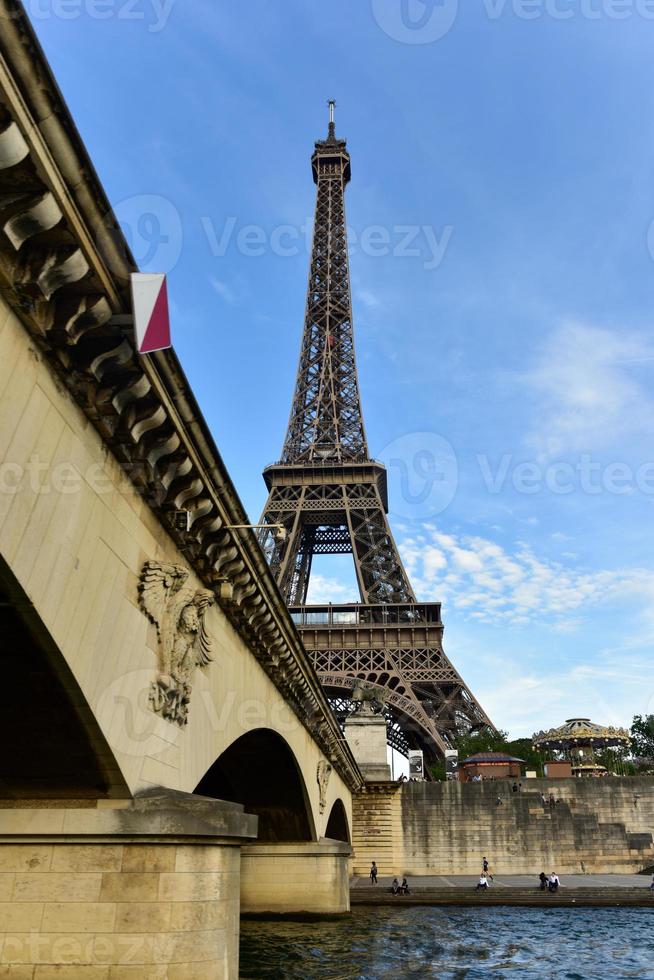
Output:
317,759,333,814
138,560,215,726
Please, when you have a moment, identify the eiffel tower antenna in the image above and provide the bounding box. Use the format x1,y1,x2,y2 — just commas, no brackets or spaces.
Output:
259,107,494,763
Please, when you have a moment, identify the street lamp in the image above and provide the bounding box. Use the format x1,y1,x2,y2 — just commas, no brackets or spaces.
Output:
172,510,286,545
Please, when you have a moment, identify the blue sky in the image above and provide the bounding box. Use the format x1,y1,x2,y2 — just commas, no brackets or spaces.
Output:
30,0,654,737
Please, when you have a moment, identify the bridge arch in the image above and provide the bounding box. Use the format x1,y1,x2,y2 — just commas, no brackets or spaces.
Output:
194,728,316,842
324,798,350,843
0,557,129,801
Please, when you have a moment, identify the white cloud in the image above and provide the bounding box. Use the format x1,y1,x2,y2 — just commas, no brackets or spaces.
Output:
210,276,236,304
401,524,654,629
520,321,654,457
355,288,380,310
306,573,359,604
480,654,654,737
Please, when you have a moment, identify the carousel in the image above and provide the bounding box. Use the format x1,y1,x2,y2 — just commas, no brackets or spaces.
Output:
533,717,631,777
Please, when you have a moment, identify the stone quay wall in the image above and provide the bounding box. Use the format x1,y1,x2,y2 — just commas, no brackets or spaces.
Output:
352,777,654,877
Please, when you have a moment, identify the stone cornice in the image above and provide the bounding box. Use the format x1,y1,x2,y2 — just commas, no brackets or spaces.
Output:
0,1,363,792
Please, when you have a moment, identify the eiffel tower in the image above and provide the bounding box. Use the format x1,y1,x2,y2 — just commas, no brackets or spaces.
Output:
259,103,493,762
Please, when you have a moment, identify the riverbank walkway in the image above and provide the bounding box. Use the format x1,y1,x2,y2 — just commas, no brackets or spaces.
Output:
351,874,654,907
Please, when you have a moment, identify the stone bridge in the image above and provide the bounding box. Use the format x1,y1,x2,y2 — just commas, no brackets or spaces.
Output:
0,5,362,977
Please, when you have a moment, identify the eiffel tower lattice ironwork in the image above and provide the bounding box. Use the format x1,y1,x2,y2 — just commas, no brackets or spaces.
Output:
259,103,493,761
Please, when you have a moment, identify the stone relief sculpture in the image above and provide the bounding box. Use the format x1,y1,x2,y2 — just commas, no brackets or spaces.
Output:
138,560,215,727
317,759,333,814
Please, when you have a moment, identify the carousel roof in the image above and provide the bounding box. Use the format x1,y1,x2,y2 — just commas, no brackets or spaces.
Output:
533,717,630,750
461,752,526,765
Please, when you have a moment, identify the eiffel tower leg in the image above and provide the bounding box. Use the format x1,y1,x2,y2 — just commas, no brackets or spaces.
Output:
290,525,315,606
345,488,414,604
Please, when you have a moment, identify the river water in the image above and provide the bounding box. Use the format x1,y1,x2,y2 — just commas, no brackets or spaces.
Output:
240,906,654,979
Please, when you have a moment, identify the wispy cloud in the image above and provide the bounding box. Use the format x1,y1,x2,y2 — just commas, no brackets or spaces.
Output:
210,276,236,304
306,573,359,604
480,656,654,736
355,288,380,310
520,321,654,458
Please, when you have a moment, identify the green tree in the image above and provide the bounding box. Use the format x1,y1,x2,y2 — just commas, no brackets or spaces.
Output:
631,715,654,758
595,745,635,776
428,728,549,781
454,729,546,777
455,728,510,760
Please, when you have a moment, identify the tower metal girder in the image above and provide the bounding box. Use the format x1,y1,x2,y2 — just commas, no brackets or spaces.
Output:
259,110,494,761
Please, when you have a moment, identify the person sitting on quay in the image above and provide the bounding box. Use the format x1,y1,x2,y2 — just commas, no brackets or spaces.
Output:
538,872,548,891
649,874,654,892
476,873,490,890
399,877,410,895
391,878,400,895
548,872,560,892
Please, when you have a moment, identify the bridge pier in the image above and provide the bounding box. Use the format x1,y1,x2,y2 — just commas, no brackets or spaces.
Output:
0,790,256,979
240,840,351,915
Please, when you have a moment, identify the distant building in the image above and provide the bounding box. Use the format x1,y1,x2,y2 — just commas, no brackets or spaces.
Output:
458,752,525,782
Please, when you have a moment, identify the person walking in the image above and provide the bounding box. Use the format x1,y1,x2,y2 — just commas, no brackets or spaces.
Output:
482,857,494,881
370,861,378,885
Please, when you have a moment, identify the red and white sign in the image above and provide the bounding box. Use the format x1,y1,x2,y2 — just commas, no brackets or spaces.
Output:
130,273,171,354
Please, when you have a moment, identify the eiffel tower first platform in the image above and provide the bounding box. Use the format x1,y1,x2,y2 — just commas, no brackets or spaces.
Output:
259,104,493,763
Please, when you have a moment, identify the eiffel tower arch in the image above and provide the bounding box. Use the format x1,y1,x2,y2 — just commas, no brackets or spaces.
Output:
259,104,494,765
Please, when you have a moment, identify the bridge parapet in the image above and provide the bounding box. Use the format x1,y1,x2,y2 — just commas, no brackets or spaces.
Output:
0,3,361,796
